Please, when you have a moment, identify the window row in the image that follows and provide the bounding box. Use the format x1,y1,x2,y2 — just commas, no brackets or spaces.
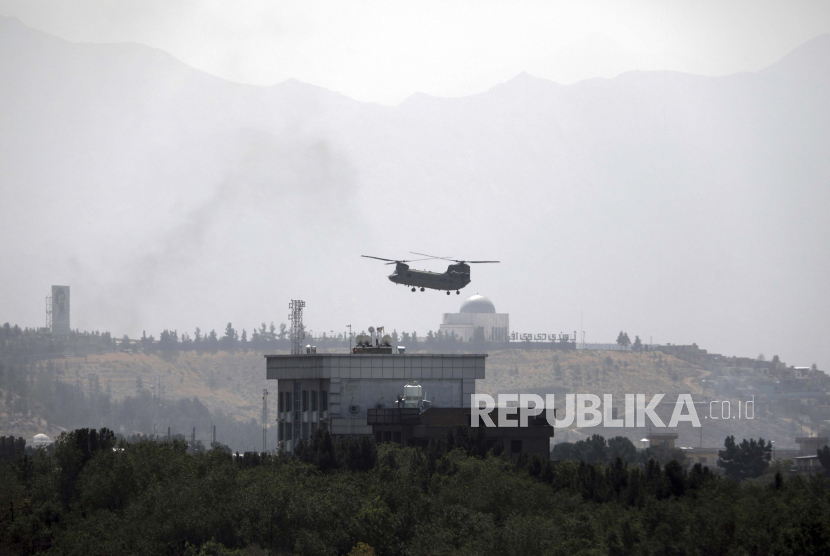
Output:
278,389,328,413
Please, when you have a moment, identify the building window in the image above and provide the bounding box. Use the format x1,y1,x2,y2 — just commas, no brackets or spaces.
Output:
283,423,292,440
511,439,522,454
310,422,317,436
302,422,309,440
284,391,292,412
278,392,284,413
278,421,284,441
302,390,309,412
321,390,328,411
311,390,318,412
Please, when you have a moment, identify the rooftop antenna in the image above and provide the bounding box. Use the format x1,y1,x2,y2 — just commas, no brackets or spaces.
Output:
288,300,305,355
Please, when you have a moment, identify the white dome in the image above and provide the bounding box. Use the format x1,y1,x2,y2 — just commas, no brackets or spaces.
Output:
33,434,52,445
459,294,496,314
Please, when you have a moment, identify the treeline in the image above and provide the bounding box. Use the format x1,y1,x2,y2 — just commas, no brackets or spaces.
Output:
2,428,830,555
0,360,263,452
552,434,688,467
1,322,459,360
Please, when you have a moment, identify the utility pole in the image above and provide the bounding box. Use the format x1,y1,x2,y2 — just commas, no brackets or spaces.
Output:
347,324,352,351
262,389,269,452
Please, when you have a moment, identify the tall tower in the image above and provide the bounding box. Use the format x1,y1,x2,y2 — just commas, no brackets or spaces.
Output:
51,286,70,335
288,300,305,355
262,388,268,452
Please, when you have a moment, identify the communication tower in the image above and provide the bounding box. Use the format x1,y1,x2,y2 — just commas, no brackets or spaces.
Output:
45,294,52,330
262,388,268,452
288,300,305,355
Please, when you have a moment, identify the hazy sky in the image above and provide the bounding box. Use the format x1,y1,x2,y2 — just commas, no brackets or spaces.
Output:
1,0,830,104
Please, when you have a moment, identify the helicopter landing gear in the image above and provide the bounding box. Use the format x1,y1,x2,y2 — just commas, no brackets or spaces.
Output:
456,290,460,295
420,287,425,292
411,287,416,292
446,291,451,295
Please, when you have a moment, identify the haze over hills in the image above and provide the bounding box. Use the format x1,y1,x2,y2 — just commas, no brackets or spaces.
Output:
1,16,829,370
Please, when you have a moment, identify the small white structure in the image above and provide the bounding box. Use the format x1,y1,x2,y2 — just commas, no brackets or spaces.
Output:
439,294,509,342
33,433,52,447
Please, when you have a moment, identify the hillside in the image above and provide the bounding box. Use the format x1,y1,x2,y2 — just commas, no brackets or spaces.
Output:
1,346,794,452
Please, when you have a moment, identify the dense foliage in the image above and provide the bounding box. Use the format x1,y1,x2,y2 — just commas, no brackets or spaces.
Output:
551,435,687,467
2,428,830,555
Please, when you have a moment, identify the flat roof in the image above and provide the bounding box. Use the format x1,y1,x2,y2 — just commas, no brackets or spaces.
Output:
265,353,488,358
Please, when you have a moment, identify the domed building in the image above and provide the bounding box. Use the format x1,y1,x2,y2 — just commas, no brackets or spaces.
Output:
33,434,52,447
439,294,509,342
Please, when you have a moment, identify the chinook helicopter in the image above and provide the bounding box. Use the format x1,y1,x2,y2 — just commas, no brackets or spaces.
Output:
361,252,499,295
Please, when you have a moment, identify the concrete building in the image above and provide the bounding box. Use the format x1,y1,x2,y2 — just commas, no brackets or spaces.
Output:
266,352,486,454
647,432,679,449
367,407,554,457
439,294,509,342
795,436,829,455
51,285,70,335
682,447,720,467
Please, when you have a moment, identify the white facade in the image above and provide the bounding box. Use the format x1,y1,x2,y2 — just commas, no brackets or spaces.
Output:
266,353,486,453
439,294,509,342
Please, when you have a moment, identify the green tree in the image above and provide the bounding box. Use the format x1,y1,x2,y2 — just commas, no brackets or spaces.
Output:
817,445,830,477
207,330,219,350
717,436,772,481
472,326,486,342
221,323,237,350
616,331,631,349
607,436,638,464
632,335,642,351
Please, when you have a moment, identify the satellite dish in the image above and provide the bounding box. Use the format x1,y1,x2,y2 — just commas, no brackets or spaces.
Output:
381,334,392,346
368,326,375,333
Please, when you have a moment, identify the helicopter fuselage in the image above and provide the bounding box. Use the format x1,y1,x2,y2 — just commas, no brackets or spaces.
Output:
388,262,471,291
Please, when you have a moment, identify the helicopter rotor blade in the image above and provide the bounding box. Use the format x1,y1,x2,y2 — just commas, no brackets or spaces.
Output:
362,255,398,262
364,255,436,265
410,251,455,262
465,260,500,264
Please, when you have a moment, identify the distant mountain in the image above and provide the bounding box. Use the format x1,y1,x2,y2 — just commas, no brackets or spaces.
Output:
1,16,829,373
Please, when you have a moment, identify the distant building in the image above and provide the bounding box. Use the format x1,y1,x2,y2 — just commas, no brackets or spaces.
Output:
793,455,822,476
266,350,486,454
439,294,509,342
367,406,553,457
33,434,52,447
51,285,70,335
682,447,720,467
796,436,829,455
647,432,679,449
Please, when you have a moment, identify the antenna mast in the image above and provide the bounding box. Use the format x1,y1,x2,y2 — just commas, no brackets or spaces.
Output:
45,294,52,331
262,388,269,452
289,300,305,355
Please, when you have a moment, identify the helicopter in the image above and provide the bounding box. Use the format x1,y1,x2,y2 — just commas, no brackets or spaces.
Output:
361,252,499,295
